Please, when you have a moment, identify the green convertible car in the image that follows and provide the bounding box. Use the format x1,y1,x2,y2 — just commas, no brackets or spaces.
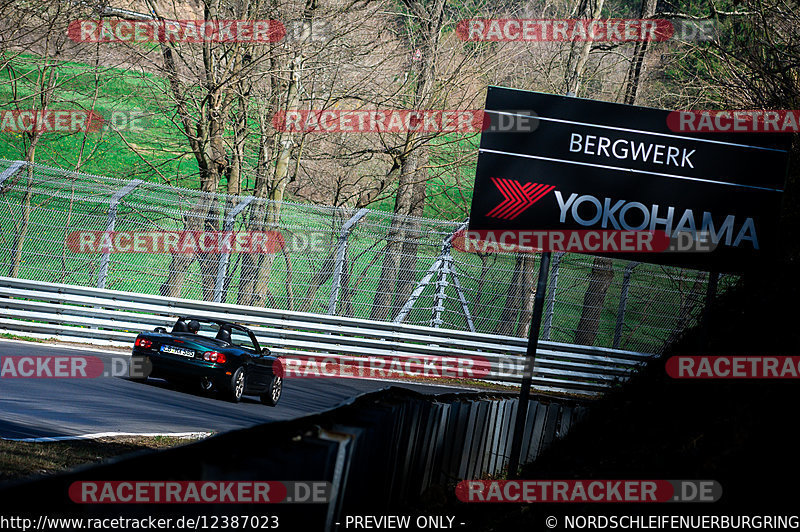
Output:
130,316,282,406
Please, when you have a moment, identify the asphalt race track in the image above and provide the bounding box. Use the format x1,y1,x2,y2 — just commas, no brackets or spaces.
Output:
0,340,467,440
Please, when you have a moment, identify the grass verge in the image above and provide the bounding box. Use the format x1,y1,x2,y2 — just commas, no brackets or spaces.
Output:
0,435,204,483
0,333,43,343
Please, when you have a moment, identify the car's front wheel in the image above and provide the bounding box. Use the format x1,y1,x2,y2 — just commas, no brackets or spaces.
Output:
260,376,282,407
224,367,246,403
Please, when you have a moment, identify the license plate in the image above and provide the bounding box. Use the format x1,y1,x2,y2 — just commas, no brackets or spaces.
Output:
160,345,194,357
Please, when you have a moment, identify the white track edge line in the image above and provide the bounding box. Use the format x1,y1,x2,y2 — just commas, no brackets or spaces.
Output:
3,431,213,442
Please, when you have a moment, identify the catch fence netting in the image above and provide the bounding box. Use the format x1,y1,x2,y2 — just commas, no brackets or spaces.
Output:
0,159,731,353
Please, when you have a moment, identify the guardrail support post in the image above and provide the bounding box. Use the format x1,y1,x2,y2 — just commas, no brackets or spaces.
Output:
612,261,640,349
96,179,143,289
327,208,369,315
542,252,564,340
213,196,255,303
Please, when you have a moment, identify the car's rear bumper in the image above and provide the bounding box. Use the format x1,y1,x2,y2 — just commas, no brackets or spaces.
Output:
132,347,230,382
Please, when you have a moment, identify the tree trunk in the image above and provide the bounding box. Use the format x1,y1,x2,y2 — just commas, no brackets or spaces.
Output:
370,152,417,320
8,179,33,278
564,0,605,95
663,272,707,349
239,0,316,308
238,99,275,307
495,253,525,336
623,0,658,105
392,149,429,317
159,193,218,298
369,0,444,320
574,257,615,345
514,255,537,338
297,250,336,313
8,54,52,277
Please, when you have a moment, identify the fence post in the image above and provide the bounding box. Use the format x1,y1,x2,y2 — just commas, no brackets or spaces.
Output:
542,252,564,340
430,252,450,327
96,179,143,289
0,160,26,189
393,258,443,324
327,208,369,315
612,261,640,349
213,196,255,303
449,264,476,332
393,219,468,325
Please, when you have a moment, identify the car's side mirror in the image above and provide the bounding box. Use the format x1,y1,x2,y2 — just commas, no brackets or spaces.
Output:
153,326,167,333
261,346,271,356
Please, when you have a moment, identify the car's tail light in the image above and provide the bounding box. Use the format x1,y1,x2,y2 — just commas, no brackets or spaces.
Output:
204,351,226,363
135,337,153,349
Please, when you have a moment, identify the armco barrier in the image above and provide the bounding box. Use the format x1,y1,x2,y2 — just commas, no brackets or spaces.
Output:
0,277,657,397
0,387,587,530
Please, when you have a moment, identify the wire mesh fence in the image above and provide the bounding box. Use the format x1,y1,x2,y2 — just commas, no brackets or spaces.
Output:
0,159,731,353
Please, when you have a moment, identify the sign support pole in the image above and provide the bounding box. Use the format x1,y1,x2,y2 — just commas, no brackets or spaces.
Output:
507,250,551,478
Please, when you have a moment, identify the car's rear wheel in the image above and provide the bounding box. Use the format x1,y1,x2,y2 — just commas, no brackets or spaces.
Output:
224,367,246,403
260,376,282,407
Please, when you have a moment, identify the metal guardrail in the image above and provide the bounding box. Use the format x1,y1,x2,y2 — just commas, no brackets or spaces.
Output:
0,277,657,397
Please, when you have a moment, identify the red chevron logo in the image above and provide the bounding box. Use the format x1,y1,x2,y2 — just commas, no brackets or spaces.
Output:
486,178,556,220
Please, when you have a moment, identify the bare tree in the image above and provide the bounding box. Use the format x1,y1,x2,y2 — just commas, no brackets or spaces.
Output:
2,0,83,276
563,0,605,95
622,0,657,105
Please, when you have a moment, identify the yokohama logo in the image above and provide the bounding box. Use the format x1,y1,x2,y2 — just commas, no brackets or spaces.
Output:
486,178,556,220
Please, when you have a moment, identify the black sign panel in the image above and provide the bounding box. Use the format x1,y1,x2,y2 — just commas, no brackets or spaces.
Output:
469,87,791,271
